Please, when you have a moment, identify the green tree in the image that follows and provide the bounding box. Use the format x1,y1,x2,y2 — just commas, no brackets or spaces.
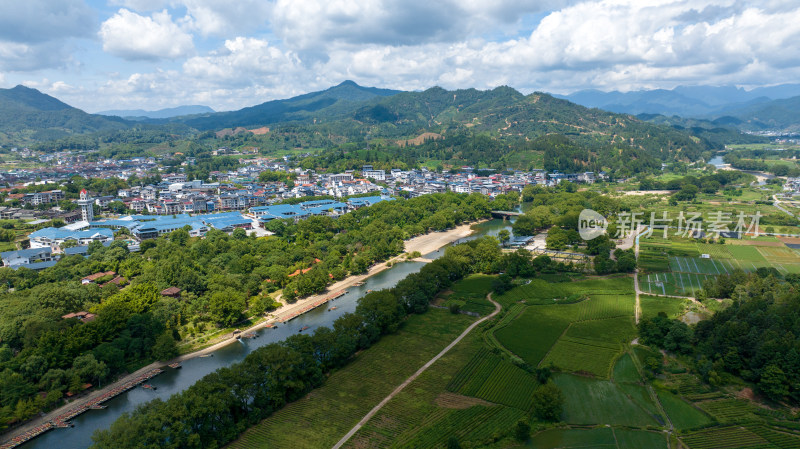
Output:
532,381,564,421
514,419,531,442
152,332,178,361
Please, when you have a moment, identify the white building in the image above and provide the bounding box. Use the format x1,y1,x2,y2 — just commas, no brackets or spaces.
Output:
77,189,94,223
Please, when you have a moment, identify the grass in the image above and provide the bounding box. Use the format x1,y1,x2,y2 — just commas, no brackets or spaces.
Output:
495,276,633,307
553,373,659,427
227,308,475,449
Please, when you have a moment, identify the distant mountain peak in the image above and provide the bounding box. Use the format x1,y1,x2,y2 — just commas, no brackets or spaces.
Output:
0,85,74,112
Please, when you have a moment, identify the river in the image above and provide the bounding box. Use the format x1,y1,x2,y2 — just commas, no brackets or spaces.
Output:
22,218,514,449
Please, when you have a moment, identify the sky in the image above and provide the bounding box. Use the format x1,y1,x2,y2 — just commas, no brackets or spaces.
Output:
1,0,799,112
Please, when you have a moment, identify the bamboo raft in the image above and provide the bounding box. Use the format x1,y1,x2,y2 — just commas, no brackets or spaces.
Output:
0,368,163,449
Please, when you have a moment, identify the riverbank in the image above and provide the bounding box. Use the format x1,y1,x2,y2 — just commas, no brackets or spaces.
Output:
0,220,484,447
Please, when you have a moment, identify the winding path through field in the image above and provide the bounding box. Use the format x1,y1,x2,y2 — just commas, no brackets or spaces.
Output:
331,293,502,449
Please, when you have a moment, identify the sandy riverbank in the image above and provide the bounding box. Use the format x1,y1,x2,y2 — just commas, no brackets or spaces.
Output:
1,220,486,445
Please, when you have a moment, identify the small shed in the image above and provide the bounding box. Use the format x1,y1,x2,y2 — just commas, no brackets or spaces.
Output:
161,287,182,298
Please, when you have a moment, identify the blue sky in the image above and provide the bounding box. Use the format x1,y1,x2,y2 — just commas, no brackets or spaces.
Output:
1,0,799,112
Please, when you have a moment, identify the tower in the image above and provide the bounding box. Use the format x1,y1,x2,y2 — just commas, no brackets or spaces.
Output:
78,189,94,223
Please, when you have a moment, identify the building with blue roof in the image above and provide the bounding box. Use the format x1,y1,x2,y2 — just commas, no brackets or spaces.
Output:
1,247,53,268
347,195,395,208
29,228,114,249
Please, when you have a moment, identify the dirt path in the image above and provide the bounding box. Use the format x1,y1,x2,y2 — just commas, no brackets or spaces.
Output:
634,226,643,324
331,293,502,449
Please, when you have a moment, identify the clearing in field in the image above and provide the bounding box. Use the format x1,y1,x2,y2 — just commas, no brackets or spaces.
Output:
437,273,497,315
640,294,689,319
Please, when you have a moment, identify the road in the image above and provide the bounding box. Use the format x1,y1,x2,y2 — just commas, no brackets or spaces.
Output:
633,226,644,324
331,293,502,449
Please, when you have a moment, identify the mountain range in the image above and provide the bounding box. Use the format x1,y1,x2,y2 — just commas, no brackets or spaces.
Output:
96,105,215,120
0,81,773,174
558,84,800,132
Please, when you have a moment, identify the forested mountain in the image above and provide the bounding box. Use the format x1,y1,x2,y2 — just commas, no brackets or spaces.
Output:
96,105,215,120
0,85,129,143
176,80,400,130
1,81,752,175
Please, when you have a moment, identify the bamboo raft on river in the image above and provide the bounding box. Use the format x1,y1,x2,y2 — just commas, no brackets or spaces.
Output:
0,368,163,448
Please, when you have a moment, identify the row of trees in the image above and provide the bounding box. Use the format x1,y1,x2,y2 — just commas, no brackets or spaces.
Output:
90,238,497,448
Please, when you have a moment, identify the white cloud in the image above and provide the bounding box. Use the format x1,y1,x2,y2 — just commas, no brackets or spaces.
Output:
36,0,800,112
183,37,300,82
269,0,573,53
181,0,272,37
0,0,92,71
99,9,194,61
0,0,94,43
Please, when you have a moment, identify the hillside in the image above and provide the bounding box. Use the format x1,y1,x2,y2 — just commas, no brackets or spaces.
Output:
0,85,128,144
298,85,722,174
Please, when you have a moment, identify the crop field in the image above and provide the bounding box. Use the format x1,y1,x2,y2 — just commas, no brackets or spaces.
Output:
446,348,538,410
614,429,670,449
391,405,524,448
613,353,641,383
228,309,475,449
573,294,635,320
539,316,635,377
656,389,713,430
494,305,573,365
680,426,772,449
642,271,712,296
553,373,660,427
542,336,621,377
528,427,617,448
541,317,636,378
748,425,800,448
638,233,800,297
697,398,759,423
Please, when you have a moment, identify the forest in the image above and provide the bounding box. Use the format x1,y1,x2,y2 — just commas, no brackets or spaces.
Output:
0,192,497,429
639,270,800,404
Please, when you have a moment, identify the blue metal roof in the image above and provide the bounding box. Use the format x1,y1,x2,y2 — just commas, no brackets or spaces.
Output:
1,247,52,259
29,228,114,241
14,260,58,270
348,196,394,207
